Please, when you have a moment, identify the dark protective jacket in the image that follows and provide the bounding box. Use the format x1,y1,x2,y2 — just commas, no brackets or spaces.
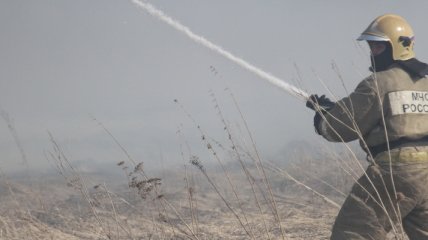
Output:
317,62,428,155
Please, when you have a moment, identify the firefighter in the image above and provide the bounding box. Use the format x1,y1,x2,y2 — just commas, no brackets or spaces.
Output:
306,14,428,239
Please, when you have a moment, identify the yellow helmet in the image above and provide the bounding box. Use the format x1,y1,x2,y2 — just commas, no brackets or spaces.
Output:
357,14,415,60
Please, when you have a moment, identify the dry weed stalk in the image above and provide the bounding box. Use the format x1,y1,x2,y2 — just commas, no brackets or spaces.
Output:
0,169,47,239
265,163,340,209
183,155,200,235
189,155,255,239
93,118,201,239
175,99,257,239
47,132,111,239
177,128,201,236
228,90,289,239
212,91,277,239
0,108,28,166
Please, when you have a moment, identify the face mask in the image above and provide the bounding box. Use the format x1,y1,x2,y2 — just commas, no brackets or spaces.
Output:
370,42,394,72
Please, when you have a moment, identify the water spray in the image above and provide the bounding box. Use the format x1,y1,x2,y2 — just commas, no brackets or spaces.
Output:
131,0,310,101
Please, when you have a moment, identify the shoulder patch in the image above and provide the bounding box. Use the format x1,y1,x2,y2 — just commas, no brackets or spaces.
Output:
388,91,428,115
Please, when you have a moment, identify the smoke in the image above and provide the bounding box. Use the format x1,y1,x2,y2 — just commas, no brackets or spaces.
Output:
131,0,309,101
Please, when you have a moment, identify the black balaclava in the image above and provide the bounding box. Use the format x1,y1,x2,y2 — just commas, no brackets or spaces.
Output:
369,40,428,78
370,42,394,72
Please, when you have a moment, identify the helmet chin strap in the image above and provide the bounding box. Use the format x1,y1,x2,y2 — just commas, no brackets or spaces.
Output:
370,43,395,72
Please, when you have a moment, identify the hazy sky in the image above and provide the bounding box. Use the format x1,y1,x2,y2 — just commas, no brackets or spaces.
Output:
1,1,428,172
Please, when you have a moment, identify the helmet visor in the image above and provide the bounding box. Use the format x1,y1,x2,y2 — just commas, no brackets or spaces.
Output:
357,34,389,42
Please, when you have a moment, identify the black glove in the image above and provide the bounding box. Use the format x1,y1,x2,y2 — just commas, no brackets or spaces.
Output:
313,112,323,135
306,94,335,111
306,94,335,135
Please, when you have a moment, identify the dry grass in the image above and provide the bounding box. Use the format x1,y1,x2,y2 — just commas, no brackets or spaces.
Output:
0,140,408,239
0,159,341,240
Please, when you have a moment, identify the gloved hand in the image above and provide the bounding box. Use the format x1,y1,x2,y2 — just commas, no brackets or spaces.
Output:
306,94,335,111
306,94,335,135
